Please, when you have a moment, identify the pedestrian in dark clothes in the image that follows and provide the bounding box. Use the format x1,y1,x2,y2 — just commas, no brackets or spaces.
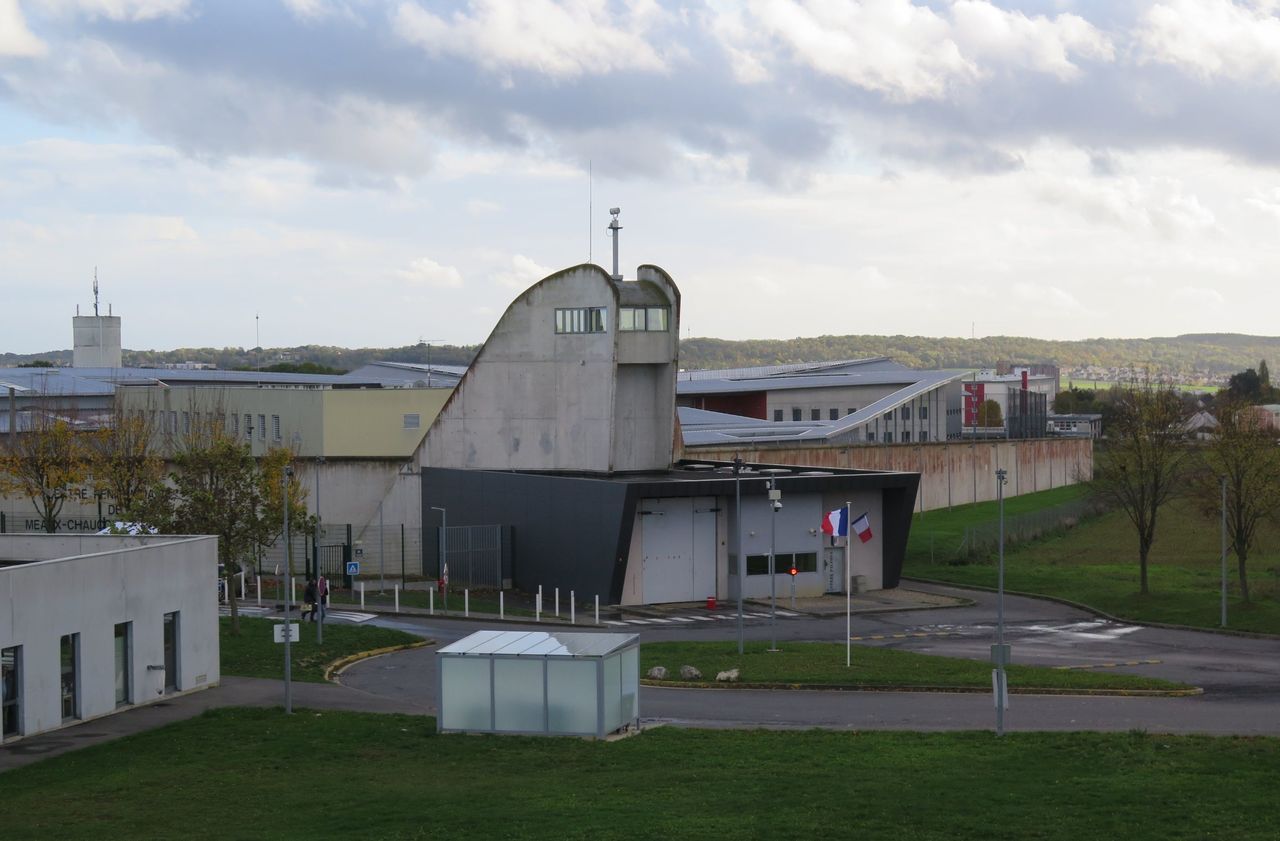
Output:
303,578,318,622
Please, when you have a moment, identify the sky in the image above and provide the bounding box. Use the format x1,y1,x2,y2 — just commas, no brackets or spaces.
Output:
2,0,1280,353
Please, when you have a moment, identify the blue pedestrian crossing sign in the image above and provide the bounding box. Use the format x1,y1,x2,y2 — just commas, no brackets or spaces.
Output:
346,561,360,575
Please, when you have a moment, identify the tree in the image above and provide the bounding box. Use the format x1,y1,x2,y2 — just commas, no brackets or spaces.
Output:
1259,359,1271,391
976,399,1003,428
87,403,166,527
1191,399,1280,603
0,411,90,533
1094,386,1191,594
165,418,309,634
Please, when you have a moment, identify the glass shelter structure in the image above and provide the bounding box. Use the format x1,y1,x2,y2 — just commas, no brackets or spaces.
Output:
436,630,640,738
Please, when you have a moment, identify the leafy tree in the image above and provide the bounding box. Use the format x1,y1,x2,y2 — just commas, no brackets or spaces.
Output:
1190,399,1280,603
0,411,90,533
1260,359,1271,391
87,403,166,526
1094,386,1192,595
163,419,310,634
976,399,1003,428
1226,368,1262,403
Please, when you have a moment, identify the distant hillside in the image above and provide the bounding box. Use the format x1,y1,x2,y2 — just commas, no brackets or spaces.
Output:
4,334,1278,379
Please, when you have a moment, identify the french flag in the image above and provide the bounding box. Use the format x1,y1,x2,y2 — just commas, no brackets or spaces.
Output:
852,512,873,544
821,507,848,537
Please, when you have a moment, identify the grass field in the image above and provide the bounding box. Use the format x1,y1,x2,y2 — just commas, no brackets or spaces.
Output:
907,484,1092,565
219,616,421,682
3,708,1277,840
641,641,1188,691
906,493,1280,635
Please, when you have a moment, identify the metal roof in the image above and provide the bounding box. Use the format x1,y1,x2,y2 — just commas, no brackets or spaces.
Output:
0,365,385,396
680,369,969,446
438,630,638,658
677,357,895,381
676,367,957,395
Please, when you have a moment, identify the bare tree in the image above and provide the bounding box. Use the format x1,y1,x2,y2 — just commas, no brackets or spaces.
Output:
1094,385,1191,595
1191,399,1280,603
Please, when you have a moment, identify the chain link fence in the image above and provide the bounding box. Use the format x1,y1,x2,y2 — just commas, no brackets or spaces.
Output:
957,495,1111,560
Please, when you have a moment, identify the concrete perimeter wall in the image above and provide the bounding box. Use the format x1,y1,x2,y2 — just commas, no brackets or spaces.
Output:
686,438,1093,512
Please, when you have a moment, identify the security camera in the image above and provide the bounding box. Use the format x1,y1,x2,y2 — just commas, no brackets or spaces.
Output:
609,207,620,215
771,500,783,512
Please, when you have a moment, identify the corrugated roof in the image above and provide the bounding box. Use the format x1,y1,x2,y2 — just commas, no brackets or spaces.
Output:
676,368,957,395
677,357,893,381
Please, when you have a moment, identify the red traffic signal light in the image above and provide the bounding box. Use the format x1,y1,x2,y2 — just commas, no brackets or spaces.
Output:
789,566,798,576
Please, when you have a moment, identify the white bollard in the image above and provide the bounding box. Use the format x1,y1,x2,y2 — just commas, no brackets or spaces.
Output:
429,586,434,615
239,572,246,600
595,594,599,625
465,589,470,618
536,592,541,623
360,581,365,609
394,586,399,613
555,587,560,617
256,575,262,606
292,578,297,605
222,577,228,603
500,591,505,620
571,590,575,625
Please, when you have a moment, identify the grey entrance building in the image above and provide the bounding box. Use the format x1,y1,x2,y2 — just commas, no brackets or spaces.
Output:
414,243,921,605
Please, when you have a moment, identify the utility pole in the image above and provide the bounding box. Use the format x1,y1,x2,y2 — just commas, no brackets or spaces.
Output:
733,454,745,656
283,465,294,715
994,468,1009,736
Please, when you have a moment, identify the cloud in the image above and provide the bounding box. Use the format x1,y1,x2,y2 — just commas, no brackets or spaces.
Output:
0,0,47,56
493,254,550,290
39,0,191,21
1137,0,1280,83
397,257,463,288
722,0,1112,102
392,0,671,79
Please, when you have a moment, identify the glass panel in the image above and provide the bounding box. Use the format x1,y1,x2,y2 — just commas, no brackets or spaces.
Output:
590,308,606,333
114,623,131,707
494,658,545,732
603,654,623,733
746,554,771,576
555,309,565,333
645,307,668,331
60,634,77,722
619,307,639,331
620,647,638,723
794,552,818,573
547,659,597,735
2,646,19,738
441,657,492,731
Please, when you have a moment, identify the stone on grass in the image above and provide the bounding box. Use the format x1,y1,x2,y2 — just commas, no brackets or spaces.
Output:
680,665,702,680
647,666,668,680
715,668,740,683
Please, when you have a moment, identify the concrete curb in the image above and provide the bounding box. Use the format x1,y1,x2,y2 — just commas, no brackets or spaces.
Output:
640,680,1204,698
903,576,1280,640
323,640,433,682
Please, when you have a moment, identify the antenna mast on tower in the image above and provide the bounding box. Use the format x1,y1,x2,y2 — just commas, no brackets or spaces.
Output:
93,268,100,317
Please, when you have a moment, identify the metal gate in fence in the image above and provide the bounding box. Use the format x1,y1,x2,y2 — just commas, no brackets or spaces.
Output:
441,525,503,589
316,542,353,588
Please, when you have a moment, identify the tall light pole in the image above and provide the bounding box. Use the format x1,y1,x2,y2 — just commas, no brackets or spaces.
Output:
733,454,745,656
314,456,325,643
767,478,781,653
994,467,1008,736
1220,475,1228,628
431,505,447,612
283,465,294,715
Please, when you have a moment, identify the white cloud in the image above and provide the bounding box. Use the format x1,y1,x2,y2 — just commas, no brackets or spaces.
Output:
39,0,191,21
493,254,550,290
1138,0,1280,83
0,0,46,56
725,0,1112,102
392,0,670,79
397,257,463,288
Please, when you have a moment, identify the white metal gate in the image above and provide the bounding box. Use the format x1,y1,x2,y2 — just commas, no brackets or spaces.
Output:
640,497,716,604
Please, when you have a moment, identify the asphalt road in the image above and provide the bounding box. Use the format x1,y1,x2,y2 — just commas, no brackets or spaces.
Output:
336,584,1280,735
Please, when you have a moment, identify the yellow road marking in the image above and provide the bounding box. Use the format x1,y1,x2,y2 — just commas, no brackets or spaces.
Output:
1052,659,1162,671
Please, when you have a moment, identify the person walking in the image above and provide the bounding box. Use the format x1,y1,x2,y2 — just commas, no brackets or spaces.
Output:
303,577,318,622
317,575,329,623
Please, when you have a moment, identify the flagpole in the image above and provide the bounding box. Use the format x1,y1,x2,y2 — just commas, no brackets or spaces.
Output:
846,500,852,668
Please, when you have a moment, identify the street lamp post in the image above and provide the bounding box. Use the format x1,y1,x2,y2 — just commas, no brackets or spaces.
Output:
767,478,781,653
994,467,1008,736
733,455,745,656
283,465,294,715
314,456,325,644
431,505,447,613
1220,475,1227,628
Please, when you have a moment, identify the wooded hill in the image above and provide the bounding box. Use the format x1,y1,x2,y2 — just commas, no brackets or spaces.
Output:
4,333,1278,378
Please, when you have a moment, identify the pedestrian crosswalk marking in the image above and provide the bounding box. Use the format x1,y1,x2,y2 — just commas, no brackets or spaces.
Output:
1053,659,1161,671
848,630,963,642
326,611,377,623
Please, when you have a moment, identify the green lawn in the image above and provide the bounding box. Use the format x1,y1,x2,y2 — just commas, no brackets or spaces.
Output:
908,483,1093,564
3,708,1278,840
219,616,422,682
642,641,1188,692
907,496,1280,635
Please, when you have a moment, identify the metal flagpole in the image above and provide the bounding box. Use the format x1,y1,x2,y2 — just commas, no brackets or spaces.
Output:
845,500,852,668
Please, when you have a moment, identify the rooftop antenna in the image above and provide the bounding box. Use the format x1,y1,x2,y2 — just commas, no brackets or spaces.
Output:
93,268,100,317
588,160,593,263
607,207,622,281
